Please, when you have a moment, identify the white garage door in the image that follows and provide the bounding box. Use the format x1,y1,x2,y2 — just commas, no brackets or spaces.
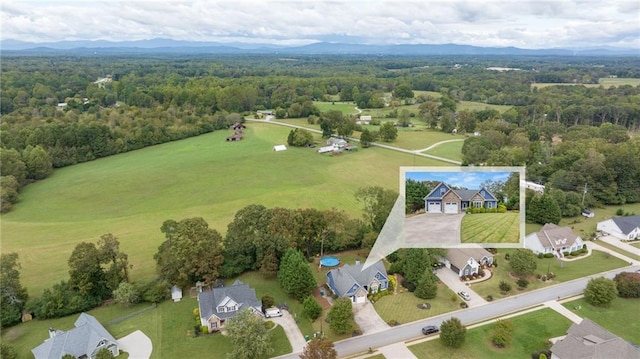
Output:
444,202,458,214
428,202,441,213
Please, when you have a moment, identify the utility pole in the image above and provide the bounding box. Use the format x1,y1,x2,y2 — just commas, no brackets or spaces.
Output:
581,183,588,207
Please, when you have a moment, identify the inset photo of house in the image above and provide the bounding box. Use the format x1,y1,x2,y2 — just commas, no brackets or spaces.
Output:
401,167,525,247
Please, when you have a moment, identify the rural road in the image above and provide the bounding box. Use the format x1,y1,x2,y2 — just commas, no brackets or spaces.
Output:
245,118,462,165
273,263,640,359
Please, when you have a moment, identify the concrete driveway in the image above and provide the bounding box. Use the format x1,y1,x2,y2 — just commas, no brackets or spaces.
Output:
353,301,389,334
117,330,152,359
405,213,464,245
269,310,307,353
436,267,486,307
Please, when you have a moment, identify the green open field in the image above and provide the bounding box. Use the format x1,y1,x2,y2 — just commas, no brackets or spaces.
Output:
562,297,640,345
408,308,572,359
470,249,629,300
532,77,640,89
423,140,464,161
1,122,453,296
461,212,521,244
314,101,360,114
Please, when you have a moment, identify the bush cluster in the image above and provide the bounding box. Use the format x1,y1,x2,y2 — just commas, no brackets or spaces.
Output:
464,205,507,214
499,280,512,292
368,288,392,302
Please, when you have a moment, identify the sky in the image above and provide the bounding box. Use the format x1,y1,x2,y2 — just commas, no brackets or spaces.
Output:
1,1,639,49
405,171,514,189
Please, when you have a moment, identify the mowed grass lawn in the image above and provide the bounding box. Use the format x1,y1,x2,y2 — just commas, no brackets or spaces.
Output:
562,297,640,345
461,212,521,244
374,283,461,324
1,122,453,296
471,250,629,300
408,308,572,359
423,140,464,161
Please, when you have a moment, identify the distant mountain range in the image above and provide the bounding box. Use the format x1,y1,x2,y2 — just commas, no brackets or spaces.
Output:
1,38,638,56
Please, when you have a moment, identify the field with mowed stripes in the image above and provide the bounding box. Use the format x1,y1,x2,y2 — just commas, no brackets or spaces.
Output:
460,212,521,244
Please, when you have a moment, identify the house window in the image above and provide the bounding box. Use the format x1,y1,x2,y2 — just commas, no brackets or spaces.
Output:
473,201,482,208
217,306,226,313
486,202,494,208
440,187,446,195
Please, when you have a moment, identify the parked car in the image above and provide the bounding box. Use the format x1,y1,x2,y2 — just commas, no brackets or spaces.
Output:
458,291,471,301
264,307,282,318
422,325,439,335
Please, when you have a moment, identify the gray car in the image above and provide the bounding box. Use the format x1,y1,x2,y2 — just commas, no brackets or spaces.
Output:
458,291,471,301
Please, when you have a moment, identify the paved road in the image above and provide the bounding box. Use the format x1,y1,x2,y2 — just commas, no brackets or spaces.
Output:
273,264,640,359
596,235,640,259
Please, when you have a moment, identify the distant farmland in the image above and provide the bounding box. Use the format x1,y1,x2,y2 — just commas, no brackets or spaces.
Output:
532,77,640,89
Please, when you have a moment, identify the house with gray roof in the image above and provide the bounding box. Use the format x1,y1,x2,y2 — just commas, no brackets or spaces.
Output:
440,247,494,278
326,261,389,304
550,318,640,359
424,182,498,214
197,280,263,333
597,215,640,241
32,313,119,359
525,223,584,258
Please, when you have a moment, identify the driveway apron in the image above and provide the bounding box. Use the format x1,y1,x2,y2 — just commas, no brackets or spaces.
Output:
353,301,389,334
436,267,486,307
269,310,307,353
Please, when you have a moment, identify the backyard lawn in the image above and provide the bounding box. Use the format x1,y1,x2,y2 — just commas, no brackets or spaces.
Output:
461,212,521,244
408,308,572,359
470,249,629,300
562,297,640,345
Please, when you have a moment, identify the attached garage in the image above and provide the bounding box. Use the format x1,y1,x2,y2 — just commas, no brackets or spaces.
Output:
444,202,458,214
427,202,441,213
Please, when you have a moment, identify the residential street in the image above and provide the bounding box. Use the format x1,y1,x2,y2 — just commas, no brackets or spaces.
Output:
273,264,640,359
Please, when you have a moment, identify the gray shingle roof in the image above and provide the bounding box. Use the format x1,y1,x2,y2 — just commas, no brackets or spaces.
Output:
551,319,640,359
31,313,118,359
611,215,640,235
536,223,581,249
326,261,387,297
198,280,262,321
446,247,494,269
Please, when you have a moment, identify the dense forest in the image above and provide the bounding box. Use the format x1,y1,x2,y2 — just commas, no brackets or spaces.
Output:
1,54,640,213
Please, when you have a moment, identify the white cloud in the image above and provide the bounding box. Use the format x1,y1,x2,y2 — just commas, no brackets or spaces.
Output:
1,0,638,48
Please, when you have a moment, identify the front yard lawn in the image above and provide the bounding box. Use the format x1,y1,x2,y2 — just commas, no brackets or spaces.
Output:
461,212,520,244
408,308,572,359
562,297,640,345
373,283,461,324
471,249,629,300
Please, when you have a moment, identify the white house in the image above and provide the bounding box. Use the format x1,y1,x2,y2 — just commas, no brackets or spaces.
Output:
357,115,371,125
524,181,545,194
596,215,640,241
525,223,584,257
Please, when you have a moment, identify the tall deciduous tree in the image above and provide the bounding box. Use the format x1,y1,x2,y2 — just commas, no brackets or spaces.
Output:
584,277,617,307
277,248,316,301
154,217,224,287
0,176,20,213
508,249,537,277
300,337,337,359
97,233,131,292
526,194,561,225
0,253,29,327
355,186,398,233
68,242,109,300
359,128,377,148
22,145,53,180
378,122,398,142
327,297,353,334
226,309,273,359
440,317,467,348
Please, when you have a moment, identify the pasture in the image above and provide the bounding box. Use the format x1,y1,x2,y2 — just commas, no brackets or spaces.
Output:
460,212,521,244
313,101,360,114
0,122,453,296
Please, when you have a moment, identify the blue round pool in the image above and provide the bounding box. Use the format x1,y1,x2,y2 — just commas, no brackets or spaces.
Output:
320,256,340,267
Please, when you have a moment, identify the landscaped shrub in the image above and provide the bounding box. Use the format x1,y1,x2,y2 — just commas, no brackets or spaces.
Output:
547,272,556,279
499,280,512,292
460,302,468,308
616,208,625,215
517,278,529,288
544,253,555,258
201,325,209,334
504,253,511,261
486,294,494,301
388,319,400,326
541,275,548,281
537,253,544,259
563,251,570,257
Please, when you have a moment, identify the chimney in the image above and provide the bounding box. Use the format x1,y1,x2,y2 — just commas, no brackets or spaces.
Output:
49,327,56,338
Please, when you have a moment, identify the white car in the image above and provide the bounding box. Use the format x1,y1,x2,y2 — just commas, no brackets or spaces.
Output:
458,291,471,301
264,307,282,318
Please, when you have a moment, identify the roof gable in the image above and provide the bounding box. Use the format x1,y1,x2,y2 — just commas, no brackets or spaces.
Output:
198,281,261,321
536,223,581,249
327,262,388,296
425,182,452,199
611,215,640,235
446,247,494,268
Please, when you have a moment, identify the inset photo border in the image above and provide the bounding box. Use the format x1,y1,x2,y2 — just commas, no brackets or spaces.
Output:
400,166,525,248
